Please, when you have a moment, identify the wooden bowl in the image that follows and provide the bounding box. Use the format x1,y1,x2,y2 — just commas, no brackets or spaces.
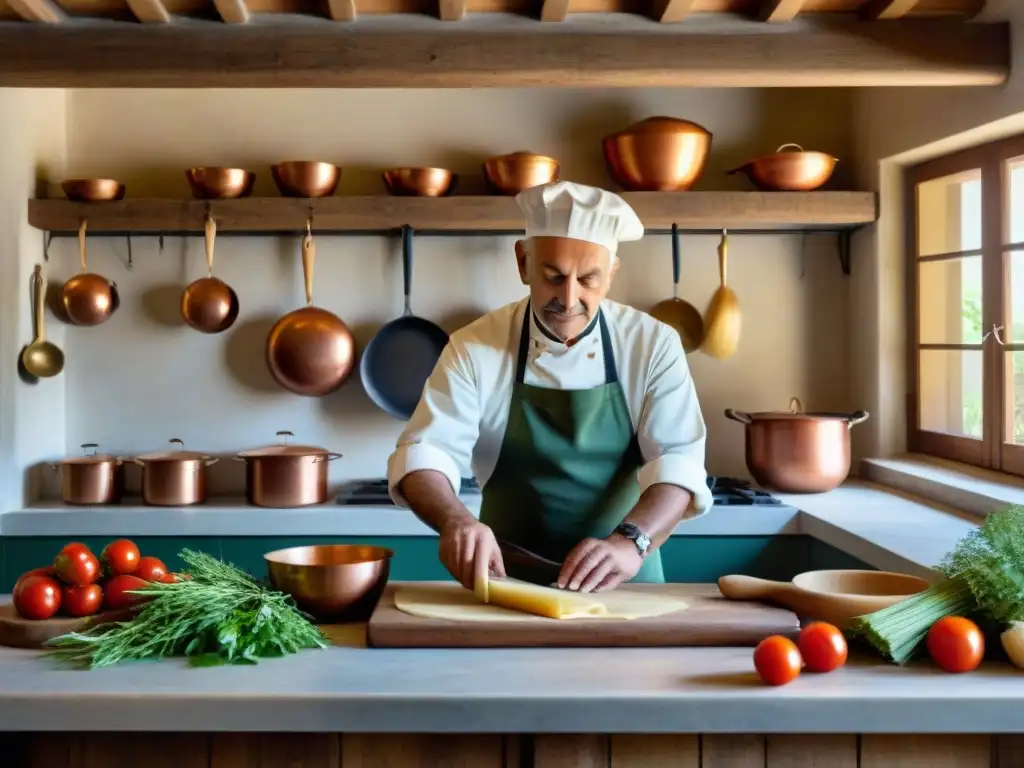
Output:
382,167,457,197
62,179,126,203
483,152,559,195
602,116,712,192
186,167,256,200
265,544,393,623
270,161,341,198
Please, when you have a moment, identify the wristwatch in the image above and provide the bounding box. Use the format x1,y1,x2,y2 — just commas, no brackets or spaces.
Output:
613,523,652,559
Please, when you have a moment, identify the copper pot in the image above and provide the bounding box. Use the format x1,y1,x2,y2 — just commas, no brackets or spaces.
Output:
52,443,125,505
602,116,712,192
727,144,838,192
134,439,218,507
236,431,343,508
60,219,120,327
724,397,869,494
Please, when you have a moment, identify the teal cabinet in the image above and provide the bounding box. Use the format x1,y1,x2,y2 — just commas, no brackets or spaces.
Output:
0,535,870,593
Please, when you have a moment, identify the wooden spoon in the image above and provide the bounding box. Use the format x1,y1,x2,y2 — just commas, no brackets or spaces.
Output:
718,570,930,628
20,265,65,379
701,229,741,359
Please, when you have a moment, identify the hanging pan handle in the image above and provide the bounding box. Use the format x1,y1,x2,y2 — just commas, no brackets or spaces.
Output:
670,223,681,298
402,225,413,317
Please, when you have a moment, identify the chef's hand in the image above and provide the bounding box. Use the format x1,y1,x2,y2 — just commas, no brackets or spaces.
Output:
439,516,506,591
557,535,642,593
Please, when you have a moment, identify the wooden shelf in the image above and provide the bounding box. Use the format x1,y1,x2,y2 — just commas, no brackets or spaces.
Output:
28,192,878,237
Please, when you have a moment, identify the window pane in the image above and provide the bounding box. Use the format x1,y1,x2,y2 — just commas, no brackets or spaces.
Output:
1007,251,1023,344
916,170,982,257
919,256,984,344
1008,352,1024,446
919,349,984,438
1007,156,1024,244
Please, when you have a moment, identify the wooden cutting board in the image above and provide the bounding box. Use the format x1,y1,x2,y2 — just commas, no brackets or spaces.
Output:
0,601,133,649
367,582,799,648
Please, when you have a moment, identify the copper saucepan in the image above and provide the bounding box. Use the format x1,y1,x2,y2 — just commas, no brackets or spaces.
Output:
236,431,343,508
727,144,838,192
725,397,869,494
266,222,356,396
134,438,219,507
60,219,120,326
181,213,240,334
51,443,125,505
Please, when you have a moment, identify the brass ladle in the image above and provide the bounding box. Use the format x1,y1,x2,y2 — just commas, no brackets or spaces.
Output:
21,265,65,378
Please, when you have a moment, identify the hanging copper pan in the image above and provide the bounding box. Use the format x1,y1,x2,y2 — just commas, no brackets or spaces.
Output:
266,222,356,396
60,219,120,327
181,213,239,334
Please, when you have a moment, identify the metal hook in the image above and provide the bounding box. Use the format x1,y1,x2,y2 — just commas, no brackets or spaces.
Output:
307,206,314,236
158,234,165,254
43,232,52,263
126,233,133,270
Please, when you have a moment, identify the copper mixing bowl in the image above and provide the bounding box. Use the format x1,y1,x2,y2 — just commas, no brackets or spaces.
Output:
62,179,126,203
383,167,457,197
483,151,560,195
186,167,256,200
271,161,341,198
265,544,393,622
602,116,712,192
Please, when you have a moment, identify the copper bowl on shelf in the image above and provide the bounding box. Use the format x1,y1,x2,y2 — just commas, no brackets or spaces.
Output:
383,167,457,197
270,161,341,198
483,151,560,195
727,144,838,192
185,167,256,200
62,179,126,203
602,116,712,192
265,544,393,623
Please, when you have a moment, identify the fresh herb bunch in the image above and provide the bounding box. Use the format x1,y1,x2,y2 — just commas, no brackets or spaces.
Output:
45,549,328,669
850,504,1024,665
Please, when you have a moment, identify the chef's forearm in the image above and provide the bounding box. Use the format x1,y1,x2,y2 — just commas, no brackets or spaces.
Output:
619,483,693,549
398,470,476,533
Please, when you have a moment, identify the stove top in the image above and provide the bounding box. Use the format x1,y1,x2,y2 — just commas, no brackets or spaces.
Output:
336,476,779,507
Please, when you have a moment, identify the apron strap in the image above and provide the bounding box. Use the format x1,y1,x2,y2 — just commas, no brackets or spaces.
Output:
515,301,619,385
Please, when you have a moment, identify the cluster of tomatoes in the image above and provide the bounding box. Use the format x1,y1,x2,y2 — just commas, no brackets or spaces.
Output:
12,539,180,621
753,615,987,685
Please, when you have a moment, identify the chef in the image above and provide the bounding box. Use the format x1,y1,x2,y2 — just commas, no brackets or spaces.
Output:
386,180,712,594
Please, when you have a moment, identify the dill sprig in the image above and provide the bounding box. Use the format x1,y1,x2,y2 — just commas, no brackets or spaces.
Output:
850,504,1024,665
44,548,328,669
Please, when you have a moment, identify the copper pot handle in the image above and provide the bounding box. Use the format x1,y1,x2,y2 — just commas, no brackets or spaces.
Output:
847,411,870,428
82,442,99,455
277,430,295,444
724,409,752,424
789,397,803,413
203,457,220,467
776,143,804,153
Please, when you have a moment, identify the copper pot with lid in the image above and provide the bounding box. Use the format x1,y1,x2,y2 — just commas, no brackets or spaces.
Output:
236,431,343,508
52,443,125,505
135,439,219,507
724,397,869,494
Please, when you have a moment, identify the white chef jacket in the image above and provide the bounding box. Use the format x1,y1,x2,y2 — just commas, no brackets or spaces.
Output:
386,297,713,516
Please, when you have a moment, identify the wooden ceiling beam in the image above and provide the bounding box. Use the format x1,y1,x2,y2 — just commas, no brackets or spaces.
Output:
0,21,1008,88
651,0,698,23
212,0,249,22
861,0,920,19
761,0,807,22
126,0,171,22
5,0,63,22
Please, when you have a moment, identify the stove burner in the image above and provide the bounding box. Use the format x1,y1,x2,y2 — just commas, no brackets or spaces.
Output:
337,477,480,506
707,476,782,506
337,476,778,507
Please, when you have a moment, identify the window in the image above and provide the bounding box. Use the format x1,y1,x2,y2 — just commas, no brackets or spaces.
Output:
907,135,1024,477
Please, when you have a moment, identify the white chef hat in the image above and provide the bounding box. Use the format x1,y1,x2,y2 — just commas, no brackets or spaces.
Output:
515,181,644,257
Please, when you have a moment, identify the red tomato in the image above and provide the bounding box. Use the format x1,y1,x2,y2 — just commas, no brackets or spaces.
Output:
927,616,985,673
53,544,101,587
62,583,104,617
103,574,153,610
14,566,56,593
798,622,849,673
13,575,62,620
101,539,140,576
156,572,183,584
134,556,168,582
754,635,803,686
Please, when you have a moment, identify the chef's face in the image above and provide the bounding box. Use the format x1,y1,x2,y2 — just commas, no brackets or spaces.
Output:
515,236,619,342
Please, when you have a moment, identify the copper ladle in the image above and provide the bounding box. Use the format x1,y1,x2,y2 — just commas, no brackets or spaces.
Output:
181,213,240,334
21,265,65,378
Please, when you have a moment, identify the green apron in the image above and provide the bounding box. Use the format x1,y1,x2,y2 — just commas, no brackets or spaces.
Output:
478,302,664,584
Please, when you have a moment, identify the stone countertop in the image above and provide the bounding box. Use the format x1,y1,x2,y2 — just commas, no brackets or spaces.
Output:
1,619,1023,734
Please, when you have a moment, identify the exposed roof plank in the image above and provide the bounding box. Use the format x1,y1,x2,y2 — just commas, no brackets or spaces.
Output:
861,0,921,19
126,0,171,22
212,0,249,22
651,0,698,23
0,21,1008,88
438,0,466,20
761,0,808,22
6,0,63,22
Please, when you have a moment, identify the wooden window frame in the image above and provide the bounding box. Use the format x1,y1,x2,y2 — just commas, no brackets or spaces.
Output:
906,134,1024,478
